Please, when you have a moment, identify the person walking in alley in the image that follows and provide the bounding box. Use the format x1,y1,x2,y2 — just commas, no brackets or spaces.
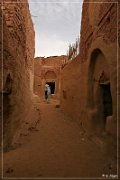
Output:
44,83,49,102
47,85,51,103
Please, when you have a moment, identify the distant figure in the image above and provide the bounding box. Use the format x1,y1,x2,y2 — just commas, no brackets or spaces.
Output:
44,83,49,101
47,86,51,103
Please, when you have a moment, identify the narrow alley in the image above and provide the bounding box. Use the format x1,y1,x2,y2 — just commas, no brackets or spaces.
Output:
0,0,119,179
3,97,117,178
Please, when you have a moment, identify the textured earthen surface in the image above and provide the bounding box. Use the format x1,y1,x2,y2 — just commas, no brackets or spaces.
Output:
2,97,117,178
61,0,119,138
80,1,118,62
60,1,119,172
0,0,35,149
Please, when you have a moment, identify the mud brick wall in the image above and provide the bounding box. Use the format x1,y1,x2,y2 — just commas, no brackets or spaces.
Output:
80,0,117,62
34,58,42,95
61,0,119,137
0,0,35,148
0,7,2,144
60,55,86,124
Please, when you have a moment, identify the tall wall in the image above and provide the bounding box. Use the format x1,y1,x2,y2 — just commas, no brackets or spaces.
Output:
0,0,35,149
61,0,119,137
61,55,86,122
34,57,42,95
0,6,2,143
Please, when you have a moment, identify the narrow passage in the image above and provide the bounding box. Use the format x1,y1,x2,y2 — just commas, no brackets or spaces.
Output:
3,97,116,178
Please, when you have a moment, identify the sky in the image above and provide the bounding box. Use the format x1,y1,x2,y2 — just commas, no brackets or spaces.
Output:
28,0,83,57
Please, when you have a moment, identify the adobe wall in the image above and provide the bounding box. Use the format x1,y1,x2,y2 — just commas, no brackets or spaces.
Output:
34,57,42,95
61,0,119,137
60,55,87,123
34,55,68,99
0,0,35,149
0,7,2,143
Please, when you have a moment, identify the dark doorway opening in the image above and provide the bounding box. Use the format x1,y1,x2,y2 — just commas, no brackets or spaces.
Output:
46,82,55,94
100,83,113,122
3,74,12,124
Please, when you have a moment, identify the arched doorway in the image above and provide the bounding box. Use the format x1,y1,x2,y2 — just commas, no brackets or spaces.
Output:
87,49,113,132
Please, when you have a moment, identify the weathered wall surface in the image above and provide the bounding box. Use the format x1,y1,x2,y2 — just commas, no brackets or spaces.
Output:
0,7,2,143
34,55,68,99
0,0,35,148
61,0,119,137
34,57,42,95
60,55,88,124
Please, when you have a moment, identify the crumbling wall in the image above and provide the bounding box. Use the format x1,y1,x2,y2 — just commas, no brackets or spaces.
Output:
61,0,119,137
0,0,35,149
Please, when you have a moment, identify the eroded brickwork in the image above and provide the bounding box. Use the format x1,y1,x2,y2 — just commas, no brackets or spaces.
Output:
0,0,35,148
80,1,117,62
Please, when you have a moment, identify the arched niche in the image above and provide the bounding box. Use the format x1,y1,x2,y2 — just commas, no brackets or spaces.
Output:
44,71,57,80
87,48,113,131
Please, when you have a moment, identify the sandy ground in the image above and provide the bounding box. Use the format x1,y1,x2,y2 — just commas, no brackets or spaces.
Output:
2,96,118,179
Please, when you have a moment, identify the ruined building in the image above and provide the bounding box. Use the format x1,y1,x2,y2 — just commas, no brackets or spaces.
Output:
34,55,68,99
61,0,119,139
0,0,35,148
